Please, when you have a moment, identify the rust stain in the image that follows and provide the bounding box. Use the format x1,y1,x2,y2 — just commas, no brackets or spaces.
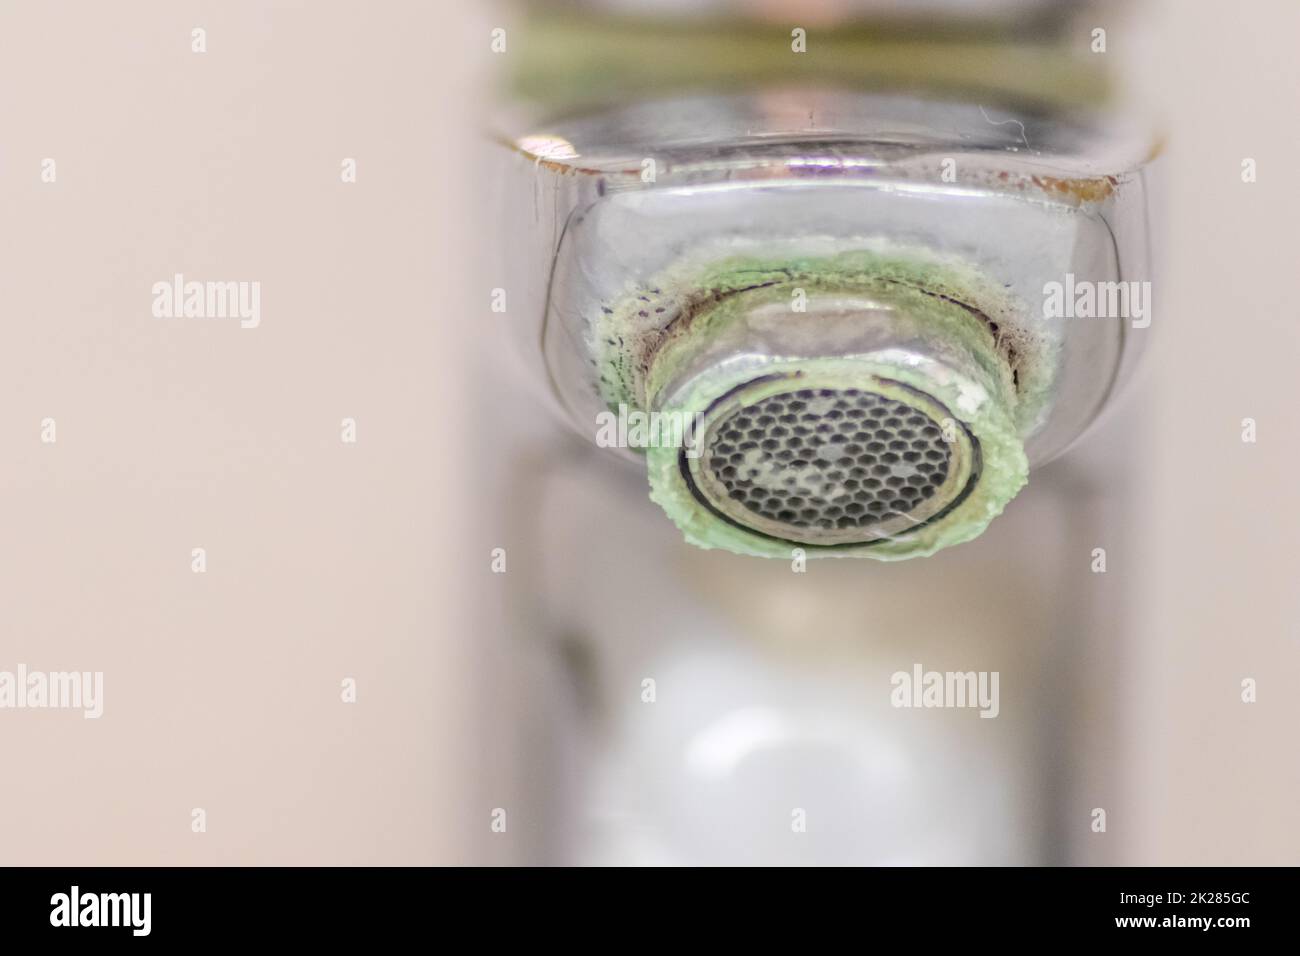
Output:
499,131,1130,206
1028,174,1118,203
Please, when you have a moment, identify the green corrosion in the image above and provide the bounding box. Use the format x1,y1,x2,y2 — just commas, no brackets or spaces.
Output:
593,247,1054,433
597,249,1037,561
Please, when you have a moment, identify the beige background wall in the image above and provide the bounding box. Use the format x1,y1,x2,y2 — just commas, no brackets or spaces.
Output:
1122,0,1300,865
0,1,482,864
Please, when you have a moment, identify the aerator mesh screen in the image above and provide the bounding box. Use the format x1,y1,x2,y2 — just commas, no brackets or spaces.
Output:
699,388,952,538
